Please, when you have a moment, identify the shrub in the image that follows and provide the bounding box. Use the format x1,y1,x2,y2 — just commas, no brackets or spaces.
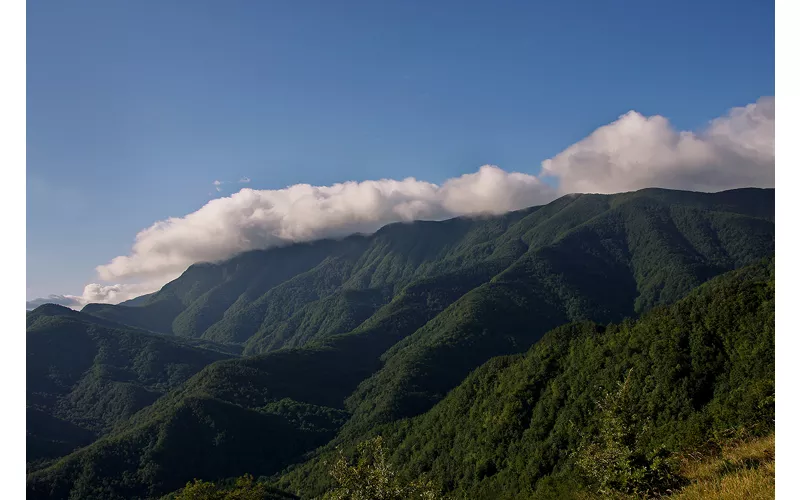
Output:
575,371,685,497
323,436,438,500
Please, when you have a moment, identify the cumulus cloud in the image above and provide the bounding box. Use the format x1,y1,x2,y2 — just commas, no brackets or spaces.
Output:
74,281,169,305
96,165,556,283
34,97,774,309
541,96,774,194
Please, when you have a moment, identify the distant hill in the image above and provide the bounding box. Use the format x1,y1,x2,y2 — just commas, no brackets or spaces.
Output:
26,305,237,472
26,187,775,499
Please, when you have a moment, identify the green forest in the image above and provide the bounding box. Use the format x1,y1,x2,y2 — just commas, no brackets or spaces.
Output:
26,187,775,499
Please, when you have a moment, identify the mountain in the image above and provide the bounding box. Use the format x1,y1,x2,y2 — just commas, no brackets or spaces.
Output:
26,305,238,471
278,258,775,498
26,187,775,499
116,294,154,307
80,188,773,353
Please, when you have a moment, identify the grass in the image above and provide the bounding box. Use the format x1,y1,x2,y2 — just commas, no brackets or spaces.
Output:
575,433,775,500
670,433,774,500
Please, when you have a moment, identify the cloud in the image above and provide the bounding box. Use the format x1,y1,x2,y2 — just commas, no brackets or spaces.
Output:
73,281,169,305
96,165,556,283
26,280,171,311
36,97,774,309
213,177,251,193
541,96,774,194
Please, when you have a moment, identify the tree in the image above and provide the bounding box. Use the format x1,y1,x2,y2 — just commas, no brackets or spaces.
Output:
574,370,684,497
173,474,272,500
323,436,438,500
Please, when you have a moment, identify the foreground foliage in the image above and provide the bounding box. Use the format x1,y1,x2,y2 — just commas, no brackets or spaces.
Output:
167,474,296,500
322,437,438,500
574,371,684,497
671,433,774,500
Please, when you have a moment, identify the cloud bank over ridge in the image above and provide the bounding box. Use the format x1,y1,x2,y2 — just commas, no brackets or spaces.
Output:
541,96,774,194
27,97,774,310
96,165,556,282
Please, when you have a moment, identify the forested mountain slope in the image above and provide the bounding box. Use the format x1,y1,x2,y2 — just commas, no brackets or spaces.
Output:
26,187,774,499
279,259,775,499
26,306,237,472
81,188,773,355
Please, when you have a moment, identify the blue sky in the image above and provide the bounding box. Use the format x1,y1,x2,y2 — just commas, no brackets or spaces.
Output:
27,0,775,302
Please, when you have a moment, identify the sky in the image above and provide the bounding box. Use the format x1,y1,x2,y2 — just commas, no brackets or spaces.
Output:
26,0,775,308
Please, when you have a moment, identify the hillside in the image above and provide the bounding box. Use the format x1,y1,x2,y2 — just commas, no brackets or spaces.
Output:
26,187,775,499
81,188,773,353
26,306,237,471
279,259,775,498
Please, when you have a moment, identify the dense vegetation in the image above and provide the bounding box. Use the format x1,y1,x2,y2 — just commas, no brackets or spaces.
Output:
27,306,237,472
281,259,774,498
25,187,774,499
79,188,773,354
165,475,297,500
322,436,438,500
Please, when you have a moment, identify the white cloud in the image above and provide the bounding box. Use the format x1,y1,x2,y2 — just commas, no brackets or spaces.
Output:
72,281,169,305
33,97,774,309
541,96,774,194
96,165,555,283
213,177,251,193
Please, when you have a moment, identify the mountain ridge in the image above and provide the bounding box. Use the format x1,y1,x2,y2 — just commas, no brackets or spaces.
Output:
80,188,773,347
